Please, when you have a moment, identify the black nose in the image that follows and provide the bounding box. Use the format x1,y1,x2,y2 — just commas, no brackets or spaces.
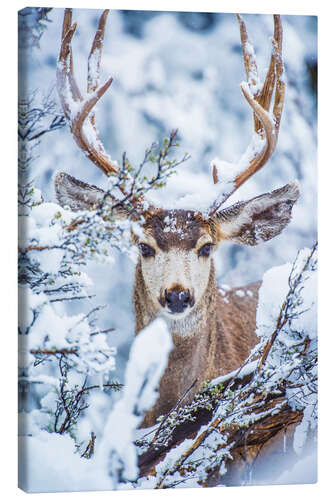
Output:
165,289,191,313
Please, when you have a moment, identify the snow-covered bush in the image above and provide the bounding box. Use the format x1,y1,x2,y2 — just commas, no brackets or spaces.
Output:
18,92,123,463
19,317,172,493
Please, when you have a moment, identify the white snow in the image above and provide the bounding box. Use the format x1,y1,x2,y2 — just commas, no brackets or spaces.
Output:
273,449,317,485
18,432,113,493
256,262,291,338
96,318,172,486
210,360,257,388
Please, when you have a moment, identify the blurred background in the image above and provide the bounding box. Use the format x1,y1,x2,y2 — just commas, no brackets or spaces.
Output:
19,7,317,383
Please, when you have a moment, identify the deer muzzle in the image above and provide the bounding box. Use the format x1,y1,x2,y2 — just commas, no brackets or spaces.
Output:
160,286,194,314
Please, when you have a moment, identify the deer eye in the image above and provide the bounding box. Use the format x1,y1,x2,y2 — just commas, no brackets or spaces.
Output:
138,243,155,258
198,243,213,258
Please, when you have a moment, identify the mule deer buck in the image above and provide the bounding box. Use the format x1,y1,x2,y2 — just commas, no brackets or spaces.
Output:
55,9,299,427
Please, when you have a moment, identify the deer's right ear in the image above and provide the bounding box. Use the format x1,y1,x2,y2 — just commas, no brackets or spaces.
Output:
54,171,129,219
54,171,107,211
214,181,300,246
54,172,129,219
53,172,130,219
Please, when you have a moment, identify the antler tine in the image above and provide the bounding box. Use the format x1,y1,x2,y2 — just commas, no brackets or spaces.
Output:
272,15,285,134
88,9,109,95
61,8,72,45
209,14,285,217
256,21,278,118
57,16,80,118
70,78,116,173
236,14,259,94
57,9,119,177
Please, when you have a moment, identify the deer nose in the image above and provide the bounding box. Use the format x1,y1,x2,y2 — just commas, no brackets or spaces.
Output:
165,289,191,313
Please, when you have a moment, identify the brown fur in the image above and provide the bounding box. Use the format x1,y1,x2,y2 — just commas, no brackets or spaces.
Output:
139,209,215,251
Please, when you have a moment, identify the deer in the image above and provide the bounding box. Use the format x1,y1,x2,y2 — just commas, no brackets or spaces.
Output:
54,9,299,428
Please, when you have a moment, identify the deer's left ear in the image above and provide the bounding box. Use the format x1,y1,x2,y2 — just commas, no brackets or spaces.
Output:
214,181,300,246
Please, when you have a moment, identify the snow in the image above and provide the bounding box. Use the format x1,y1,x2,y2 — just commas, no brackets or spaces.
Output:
131,220,145,239
257,246,317,341
273,449,317,485
293,405,312,456
96,318,172,486
163,215,184,234
210,157,237,188
289,248,318,340
256,246,318,463
19,316,172,492
18,286,46,335
244,40,255,57
237,129,266,171
210,360,257,388
88,46,101,92
256,262,291,338
81,116,117,169
30,247,65,274
220,284,231,291
18,432,113,493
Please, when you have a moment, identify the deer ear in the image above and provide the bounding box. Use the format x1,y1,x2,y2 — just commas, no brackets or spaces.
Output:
54,171,128,218
214,181,300,246
54,172,106,211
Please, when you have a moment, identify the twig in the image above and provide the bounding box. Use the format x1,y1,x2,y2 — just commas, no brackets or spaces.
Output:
150,379,198,445
90,327,115,336
30,348,78,355
81,432,96,458
49,294,95,303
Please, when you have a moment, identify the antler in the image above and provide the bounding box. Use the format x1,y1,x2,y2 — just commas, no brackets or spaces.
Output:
209,14,285,216
57,9,121,180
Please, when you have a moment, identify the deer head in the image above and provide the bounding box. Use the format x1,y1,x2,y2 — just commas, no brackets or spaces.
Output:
54,10,299,329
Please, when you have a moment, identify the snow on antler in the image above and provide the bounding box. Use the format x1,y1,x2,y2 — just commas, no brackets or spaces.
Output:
209,14,285,216
57,9,121,178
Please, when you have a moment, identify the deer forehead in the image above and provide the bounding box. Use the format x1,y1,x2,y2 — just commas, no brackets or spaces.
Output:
139,209,217,251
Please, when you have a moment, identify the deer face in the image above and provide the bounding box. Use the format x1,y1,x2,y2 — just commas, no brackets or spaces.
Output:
132,180,300,320
134,210,217,319
55,173,300,322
